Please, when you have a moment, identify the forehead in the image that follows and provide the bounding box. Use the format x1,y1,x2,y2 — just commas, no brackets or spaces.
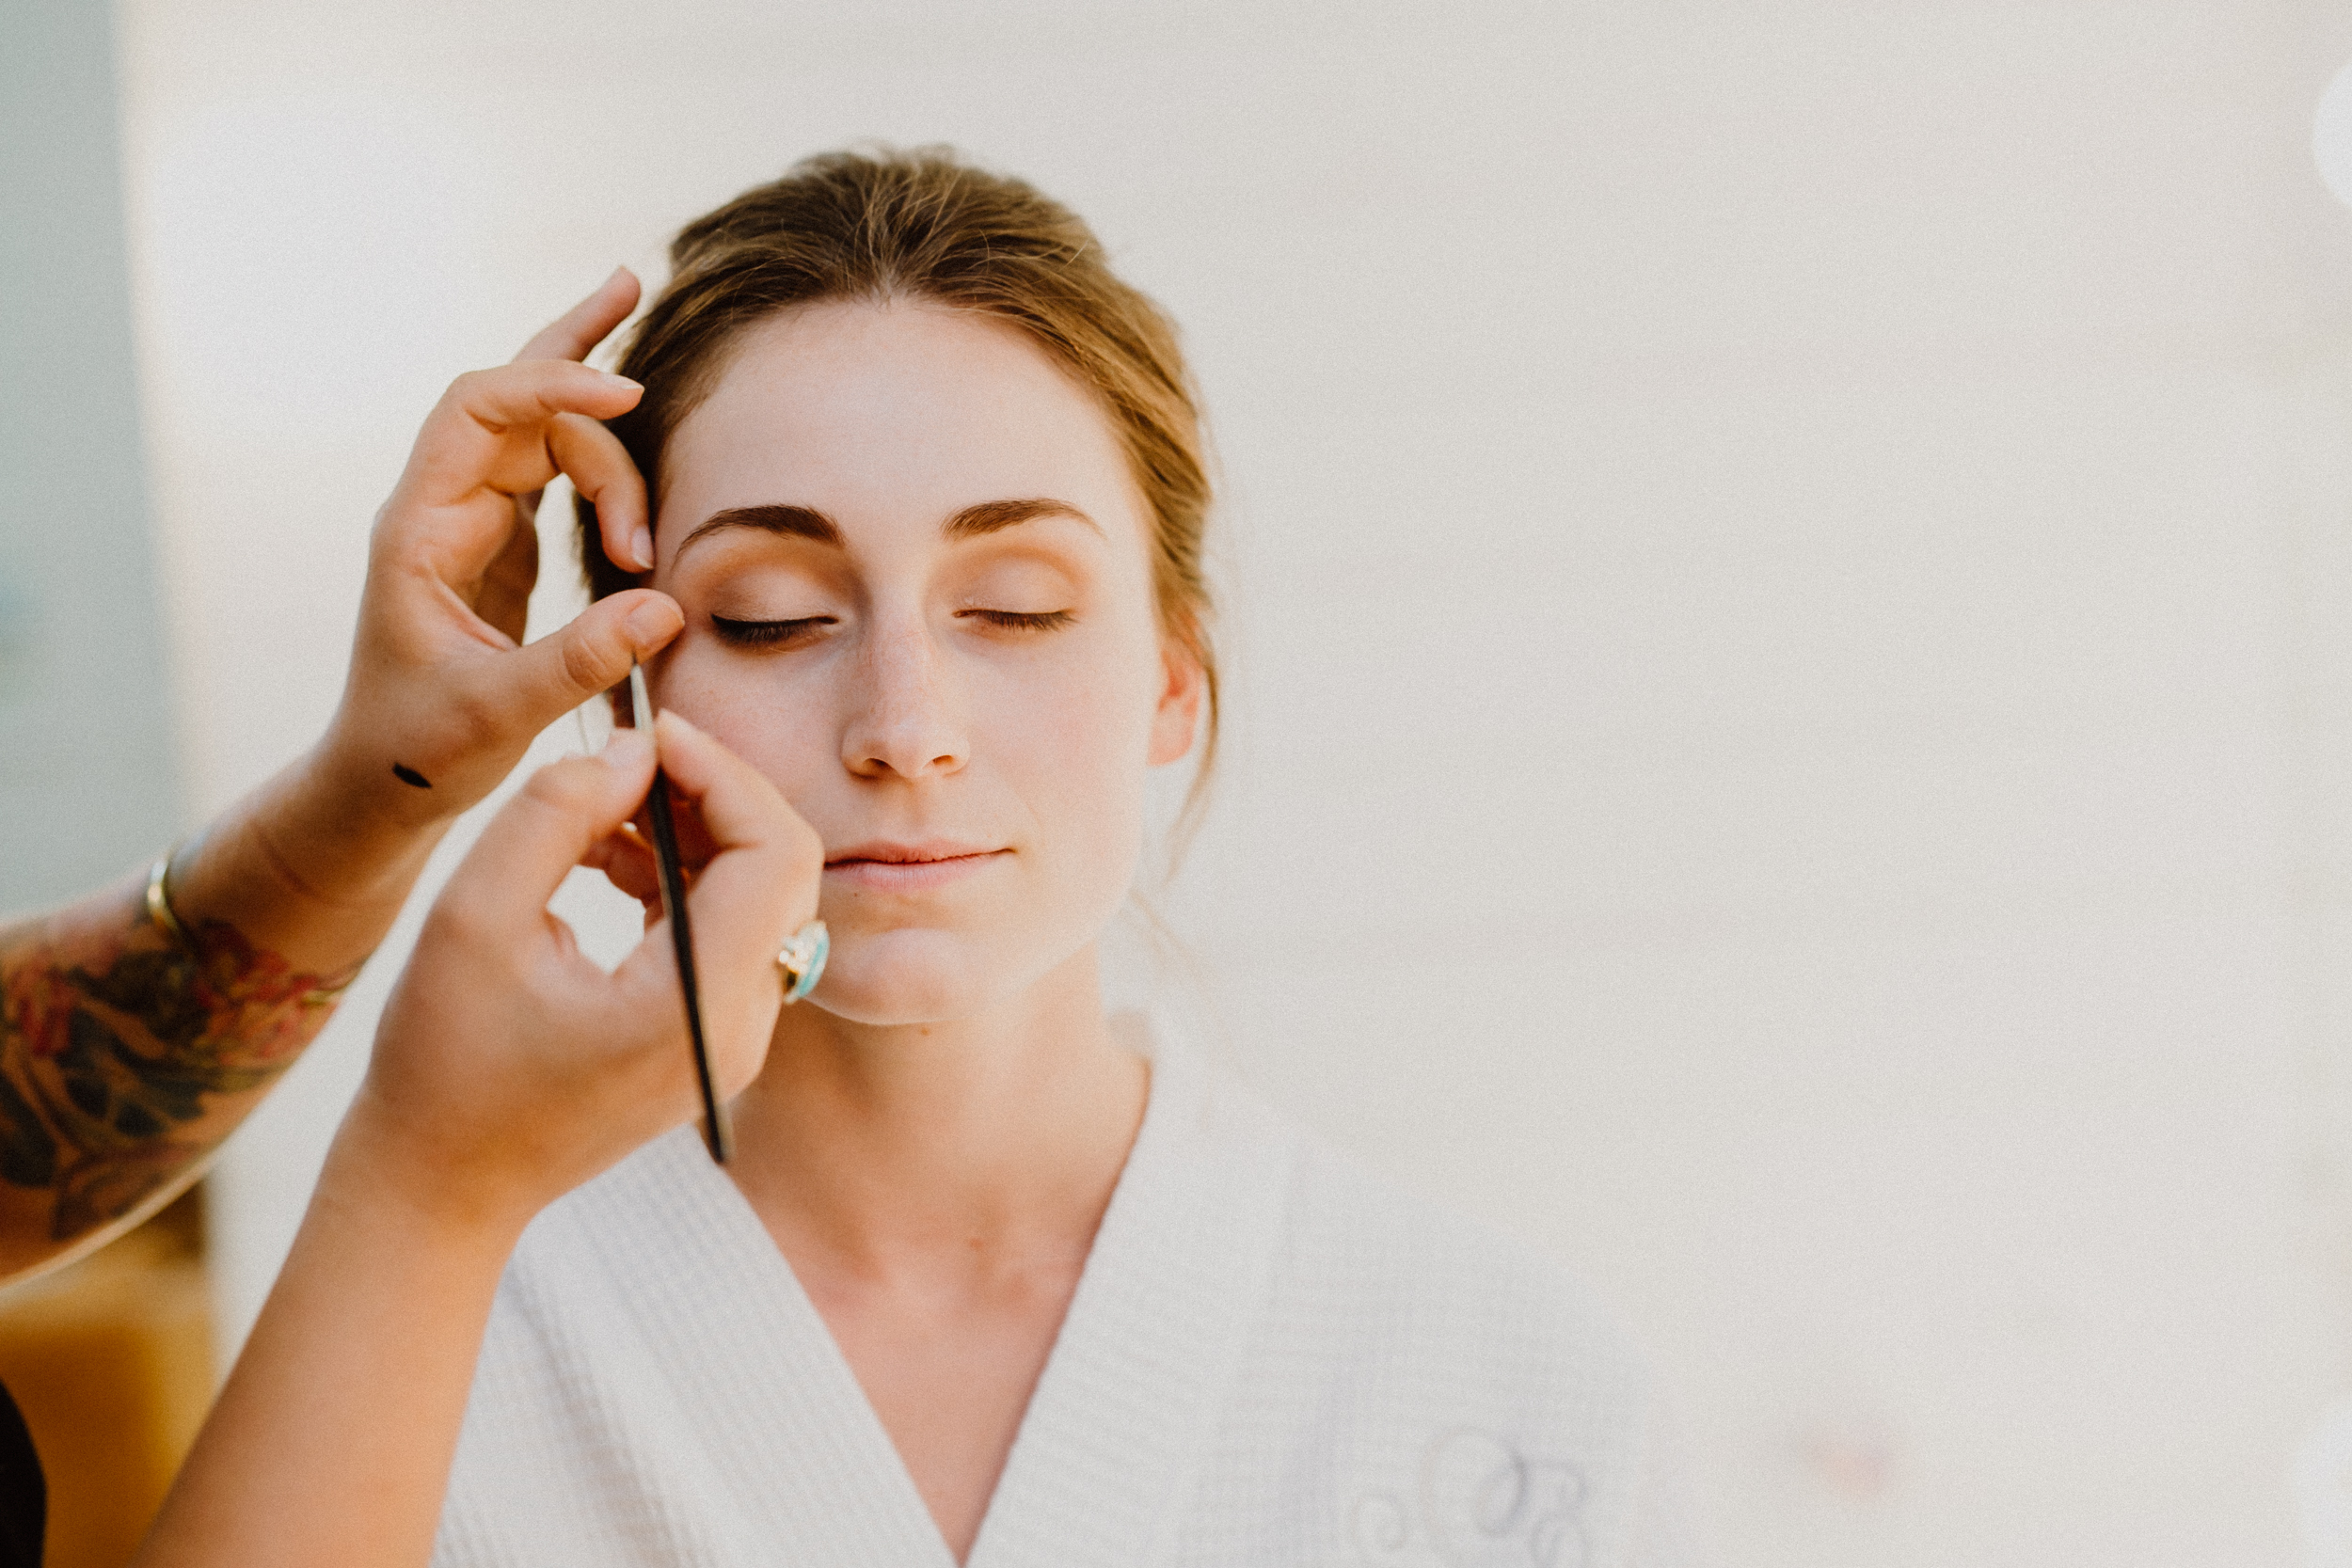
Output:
660,298,1140,540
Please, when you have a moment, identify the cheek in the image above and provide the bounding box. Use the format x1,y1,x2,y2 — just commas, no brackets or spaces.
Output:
988,623,1159,755
650,640,833,793
974,641,1160,851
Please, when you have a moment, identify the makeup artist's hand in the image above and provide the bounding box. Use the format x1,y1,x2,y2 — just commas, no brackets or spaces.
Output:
133,716,818,1568
164,272,678,977
343,712,820,1225
168,274,673,970
318,266,673,824
0,277,679,1282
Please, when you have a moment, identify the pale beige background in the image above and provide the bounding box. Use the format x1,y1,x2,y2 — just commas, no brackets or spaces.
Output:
111,1,2352,1560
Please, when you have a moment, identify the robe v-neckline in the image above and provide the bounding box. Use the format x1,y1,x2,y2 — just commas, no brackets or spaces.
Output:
575,1024,1295,1567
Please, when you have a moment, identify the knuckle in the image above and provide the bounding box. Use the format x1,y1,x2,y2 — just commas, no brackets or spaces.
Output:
559,625,619,697
447,680,508,751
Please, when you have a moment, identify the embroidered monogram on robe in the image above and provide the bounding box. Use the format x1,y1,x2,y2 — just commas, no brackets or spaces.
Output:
433,1028,1697,1566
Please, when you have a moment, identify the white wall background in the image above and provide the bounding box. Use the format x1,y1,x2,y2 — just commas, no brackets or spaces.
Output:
107,1,2352,1561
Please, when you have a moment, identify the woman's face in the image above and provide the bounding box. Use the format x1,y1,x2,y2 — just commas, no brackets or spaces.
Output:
647,299,1200,1026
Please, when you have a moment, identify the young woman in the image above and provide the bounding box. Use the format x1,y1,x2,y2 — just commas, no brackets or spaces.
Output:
139,149,1693,1568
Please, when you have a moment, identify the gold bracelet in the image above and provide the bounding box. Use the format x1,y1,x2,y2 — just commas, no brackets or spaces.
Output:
145,848,192,947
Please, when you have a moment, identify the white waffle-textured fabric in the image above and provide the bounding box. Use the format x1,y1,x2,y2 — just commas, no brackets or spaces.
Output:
434,1027,1698,1567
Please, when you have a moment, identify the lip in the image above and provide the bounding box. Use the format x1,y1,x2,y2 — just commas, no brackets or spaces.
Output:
823,840,1009,894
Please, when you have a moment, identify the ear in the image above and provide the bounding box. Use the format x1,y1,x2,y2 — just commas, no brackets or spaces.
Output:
1148,638,1206,768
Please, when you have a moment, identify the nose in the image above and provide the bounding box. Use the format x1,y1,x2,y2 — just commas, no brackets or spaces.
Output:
840,612,969,782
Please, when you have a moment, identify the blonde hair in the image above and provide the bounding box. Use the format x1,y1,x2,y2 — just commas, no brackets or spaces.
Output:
580,146,1218,795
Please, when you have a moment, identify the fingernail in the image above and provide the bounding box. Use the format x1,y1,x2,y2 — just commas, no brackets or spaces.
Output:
624,596,674,646
629,527,655,571
601,730,652,768
600,371,643,392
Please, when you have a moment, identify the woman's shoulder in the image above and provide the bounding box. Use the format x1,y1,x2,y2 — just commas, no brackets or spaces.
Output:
1267,1111,1653,1387
1142,1021,1652,1387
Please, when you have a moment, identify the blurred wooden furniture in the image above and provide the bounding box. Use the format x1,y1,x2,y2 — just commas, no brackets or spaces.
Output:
0,1192,213,1568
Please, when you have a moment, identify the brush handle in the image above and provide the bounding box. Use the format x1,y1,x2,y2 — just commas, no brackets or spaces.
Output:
644,769,729,1162
628,661,729,1164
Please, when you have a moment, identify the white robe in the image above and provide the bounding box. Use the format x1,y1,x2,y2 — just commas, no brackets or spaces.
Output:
434,1026,1697,1566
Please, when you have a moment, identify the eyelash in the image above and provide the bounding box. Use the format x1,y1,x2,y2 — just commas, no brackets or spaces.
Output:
707,610,1074,646
959,610,1075,632
709,615,834,647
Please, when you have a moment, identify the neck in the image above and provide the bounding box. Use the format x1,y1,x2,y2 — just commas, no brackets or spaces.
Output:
726,945,1148,1280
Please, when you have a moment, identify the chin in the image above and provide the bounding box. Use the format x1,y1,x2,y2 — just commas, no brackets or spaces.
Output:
803,925,1039,1026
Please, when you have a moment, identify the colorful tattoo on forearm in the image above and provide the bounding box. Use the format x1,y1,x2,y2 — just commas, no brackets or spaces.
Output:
0,902,348,1241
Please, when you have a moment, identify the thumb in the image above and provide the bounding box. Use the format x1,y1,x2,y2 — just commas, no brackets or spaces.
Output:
429,732,660,946
478,590,684,736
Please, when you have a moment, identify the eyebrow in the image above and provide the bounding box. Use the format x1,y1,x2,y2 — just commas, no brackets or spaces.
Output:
672,497,1100,562
943,498,1102,539
674,504,840,558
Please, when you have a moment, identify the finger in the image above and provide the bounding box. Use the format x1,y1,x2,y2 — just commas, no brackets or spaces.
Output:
485,267,641,534
433,735,658,943
652,713,796,856
405,361,643,510
473,510,540,645
548,412,652,572
582,825,661,910
459,590,684,740
610,715,812,1088
656,712,822,943
635,771,718,874
511,267,643,365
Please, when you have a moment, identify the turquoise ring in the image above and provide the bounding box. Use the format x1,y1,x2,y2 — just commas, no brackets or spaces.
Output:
778,920,828,1005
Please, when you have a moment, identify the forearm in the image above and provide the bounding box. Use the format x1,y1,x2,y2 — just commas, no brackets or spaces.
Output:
134,1121,524,1568
169,736,458,980
0,727,478,1275
0,860,355,1274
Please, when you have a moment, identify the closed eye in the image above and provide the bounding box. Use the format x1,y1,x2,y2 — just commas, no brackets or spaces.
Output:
709,613,835,648
958,610,1074,632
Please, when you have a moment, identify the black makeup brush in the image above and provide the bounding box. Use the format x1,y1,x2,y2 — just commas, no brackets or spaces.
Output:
628,660,730,1163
